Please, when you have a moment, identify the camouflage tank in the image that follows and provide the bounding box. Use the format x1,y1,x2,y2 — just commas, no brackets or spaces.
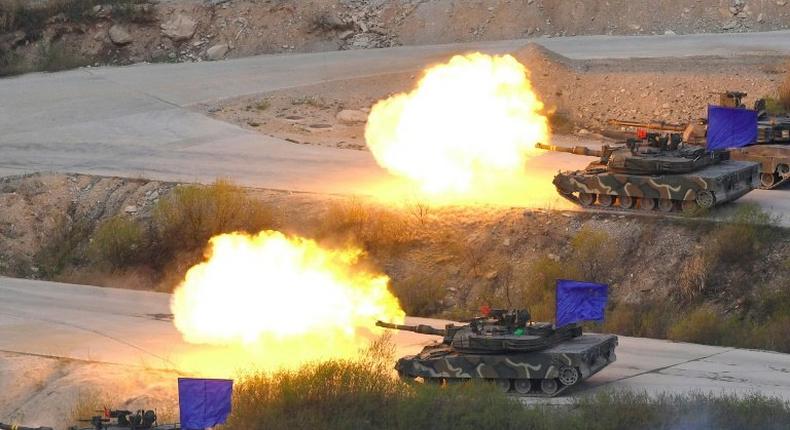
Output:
376,309,617,397
536,139,760,212
729,94,790,189
608,92,789,189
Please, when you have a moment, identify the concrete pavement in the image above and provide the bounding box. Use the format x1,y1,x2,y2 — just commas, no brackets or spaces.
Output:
1,277,790,400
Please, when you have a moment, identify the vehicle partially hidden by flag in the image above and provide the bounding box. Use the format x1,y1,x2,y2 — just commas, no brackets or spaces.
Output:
556,279,608,328
178,378,233,430
377,281,617,397
706,105,758,151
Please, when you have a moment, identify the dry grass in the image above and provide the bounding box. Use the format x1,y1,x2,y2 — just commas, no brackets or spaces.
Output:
320,199,416,252
67,389,120,429
390,273,446,316
90,215,146,268
153,179,276,254
226,336,790,430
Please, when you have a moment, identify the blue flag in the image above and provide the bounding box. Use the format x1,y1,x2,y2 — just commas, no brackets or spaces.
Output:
706,105,758,150
555,280,608,327
178,378,233,430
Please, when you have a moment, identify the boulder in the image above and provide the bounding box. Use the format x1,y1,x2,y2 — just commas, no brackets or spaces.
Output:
108,25,133,45
206,43,229,60
161,14,197,41
336,109,368,125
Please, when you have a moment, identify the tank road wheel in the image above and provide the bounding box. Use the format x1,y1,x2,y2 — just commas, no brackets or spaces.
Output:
618,196,635,209
658,199,675,213
681,200,698,213
494,379,512,393
638,197,656,211
558,366,581,386
760,173,778,189
513,379,532,394
579,192,596,206
540,379,559,395
597,194,614,207
695,191,715,209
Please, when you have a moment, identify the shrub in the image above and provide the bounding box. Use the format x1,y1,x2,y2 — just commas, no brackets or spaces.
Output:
518,256,569,321
603,301,678,339
391,274,446,316
36,40,91,73
34,215,92,278
321,199,415,252
570,226,618,282
153,180,275,254
90,215,146,268
667,306,736,346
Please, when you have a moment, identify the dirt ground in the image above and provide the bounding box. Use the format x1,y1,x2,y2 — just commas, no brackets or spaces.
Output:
3,0,790,74
199,45,788,149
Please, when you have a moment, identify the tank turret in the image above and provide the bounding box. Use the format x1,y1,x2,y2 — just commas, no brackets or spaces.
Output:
378,309,617,397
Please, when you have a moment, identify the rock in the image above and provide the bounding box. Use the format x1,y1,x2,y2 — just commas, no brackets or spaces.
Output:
778,1,787,6
108,25,133,45
663,29,676,36
206,43,229,60
338,30,354,39
757,13,765,23
728,6,739,15
124,205,138,214
722,20,737,30
161,14,198,41
93,4,112,19
336,109,368,124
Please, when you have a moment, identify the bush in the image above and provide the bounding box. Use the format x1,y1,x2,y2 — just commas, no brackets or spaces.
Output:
90,215,146,268
34,215,92,278
36,40,91,73
517,256,567,321
153,180,275,255
667,306,736,346
570,226,618,281
391,274,446,316
321,199,415,252
604,301,678,339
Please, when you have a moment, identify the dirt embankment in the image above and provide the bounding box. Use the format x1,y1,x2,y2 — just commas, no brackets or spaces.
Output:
1,172,787,314
2,0,790,75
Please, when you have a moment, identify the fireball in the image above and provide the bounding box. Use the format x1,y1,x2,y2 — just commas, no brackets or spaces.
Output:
365,52,552,205
170,231,404,373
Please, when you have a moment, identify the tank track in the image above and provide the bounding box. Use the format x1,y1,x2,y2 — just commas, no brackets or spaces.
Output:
421,377,574,397
557,189,714,214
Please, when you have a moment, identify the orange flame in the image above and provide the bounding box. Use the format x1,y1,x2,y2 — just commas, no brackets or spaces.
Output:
170,231,404,373
365,53,553,205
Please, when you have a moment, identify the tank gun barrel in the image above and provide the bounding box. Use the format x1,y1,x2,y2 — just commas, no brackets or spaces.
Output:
376,321,446,336
535,142,604,157
607,118,686,132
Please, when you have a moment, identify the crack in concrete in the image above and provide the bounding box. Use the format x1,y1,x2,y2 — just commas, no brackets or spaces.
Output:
0,311,178,369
